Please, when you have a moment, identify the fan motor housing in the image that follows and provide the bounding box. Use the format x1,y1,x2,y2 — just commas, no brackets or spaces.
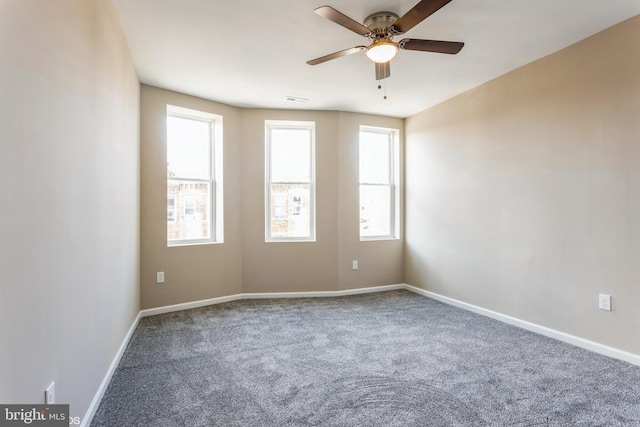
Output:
364,11,399,34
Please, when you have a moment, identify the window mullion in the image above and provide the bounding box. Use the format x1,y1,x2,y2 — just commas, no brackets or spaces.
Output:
169,177,211,184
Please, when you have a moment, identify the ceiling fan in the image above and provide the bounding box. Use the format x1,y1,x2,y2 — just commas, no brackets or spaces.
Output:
307,0,464,80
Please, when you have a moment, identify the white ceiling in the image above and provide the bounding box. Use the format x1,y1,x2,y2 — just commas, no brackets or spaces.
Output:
110,0,640,118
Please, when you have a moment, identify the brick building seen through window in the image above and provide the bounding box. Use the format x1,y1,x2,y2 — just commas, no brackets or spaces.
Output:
167,181,210,241
269,184,310,237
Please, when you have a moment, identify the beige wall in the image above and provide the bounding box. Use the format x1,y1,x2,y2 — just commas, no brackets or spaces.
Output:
140,90,404,303
240,109,342,293
337,112,404,290
0,0,140,421
405,15,640,354
140,86,243,308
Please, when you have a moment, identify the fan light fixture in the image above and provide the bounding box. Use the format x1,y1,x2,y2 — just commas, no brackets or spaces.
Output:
366,41,398,63
306,3,465,81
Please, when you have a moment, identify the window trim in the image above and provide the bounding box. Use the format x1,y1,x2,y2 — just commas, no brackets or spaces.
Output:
166,105,224,247
359,125,400,241
265,120,316,243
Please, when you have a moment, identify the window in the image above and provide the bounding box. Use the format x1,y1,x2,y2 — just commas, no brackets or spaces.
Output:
167,198,176,222
359,126,399,240
184,197,195,218
292,196,302,216
274,195,286,219
166,105,223,246
265,121,315,242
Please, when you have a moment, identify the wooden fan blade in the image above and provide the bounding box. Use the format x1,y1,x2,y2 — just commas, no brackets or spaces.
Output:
399,38,464,54
314,6,371,36
391,0,453,34
307,46,366,65
375,61,391,80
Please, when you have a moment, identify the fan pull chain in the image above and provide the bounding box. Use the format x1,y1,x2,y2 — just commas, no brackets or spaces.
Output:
377,81,388,100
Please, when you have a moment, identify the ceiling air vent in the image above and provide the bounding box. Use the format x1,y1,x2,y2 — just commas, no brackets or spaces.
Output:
285,96,309,103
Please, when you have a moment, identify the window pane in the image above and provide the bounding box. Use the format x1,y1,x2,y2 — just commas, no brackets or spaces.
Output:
269,184,311,238
167,116,211,179
167,198,176,222
360,185,391,237
168,180,210,241
359,132,390,184
270,128,311,182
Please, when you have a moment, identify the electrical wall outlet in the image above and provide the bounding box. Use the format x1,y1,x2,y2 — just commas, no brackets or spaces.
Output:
156,272,165,284
352,260,358,270
599,294,612,311
45,382,55,404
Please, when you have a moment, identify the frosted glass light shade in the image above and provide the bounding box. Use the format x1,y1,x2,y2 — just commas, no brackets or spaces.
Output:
366,42,398,63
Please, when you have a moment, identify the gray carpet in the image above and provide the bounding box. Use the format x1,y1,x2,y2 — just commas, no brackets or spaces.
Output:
91,290,640,426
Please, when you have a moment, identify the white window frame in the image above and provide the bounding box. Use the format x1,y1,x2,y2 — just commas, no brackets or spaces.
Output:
167,105,224,247
265,120,316,242
359,125,400,241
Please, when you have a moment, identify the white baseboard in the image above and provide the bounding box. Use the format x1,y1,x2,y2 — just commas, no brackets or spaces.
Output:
81,311,141,427
240,284,405,301
139,284,405,317
403,284,640,367
140,294,243,317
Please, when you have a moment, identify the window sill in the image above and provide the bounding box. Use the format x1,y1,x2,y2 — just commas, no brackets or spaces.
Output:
168,240,223,247
360,236,400,242
265,239,317,243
